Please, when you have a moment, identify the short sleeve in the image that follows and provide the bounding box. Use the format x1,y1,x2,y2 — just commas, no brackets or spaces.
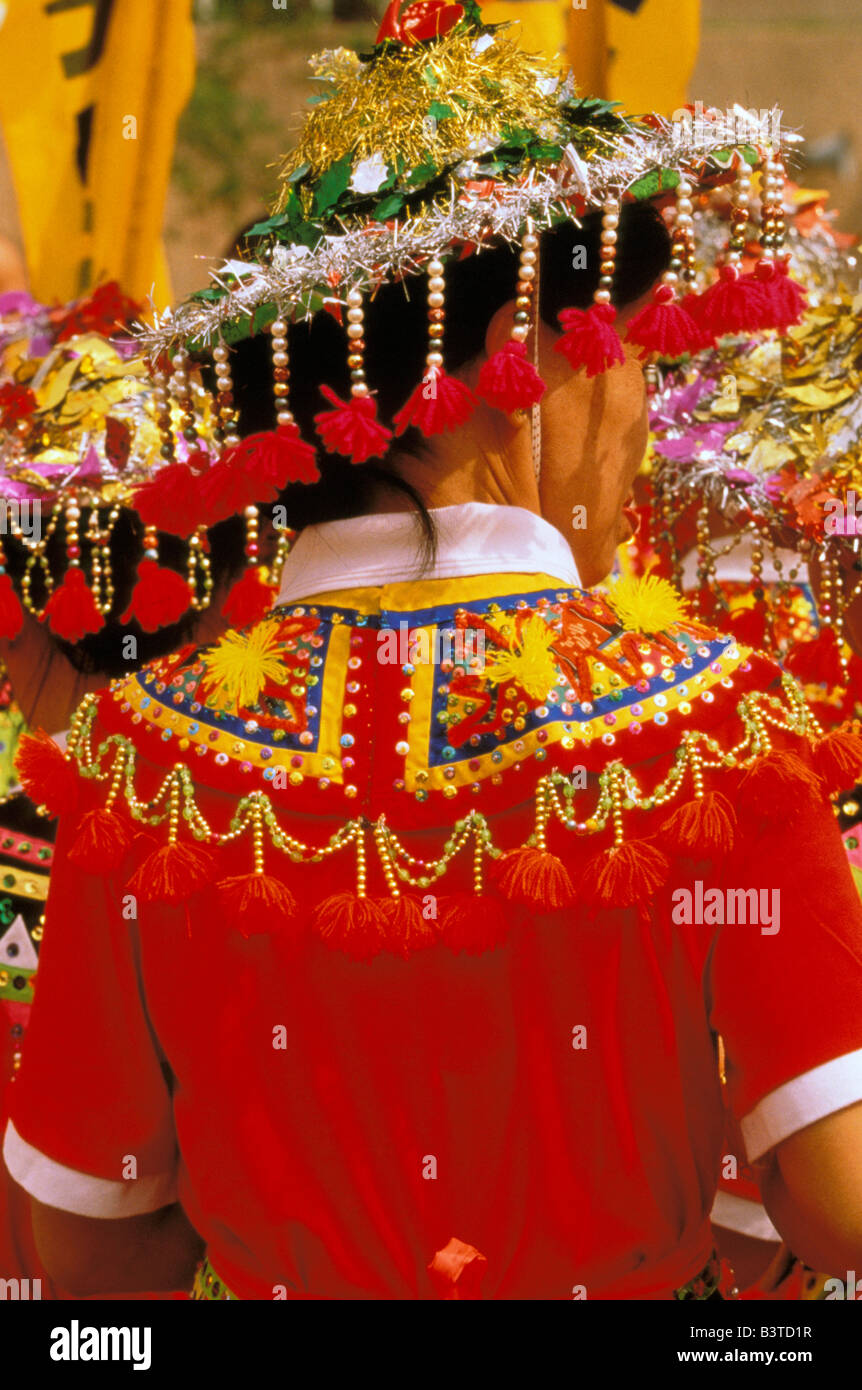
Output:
709,789,862,1163
2,781,179,1217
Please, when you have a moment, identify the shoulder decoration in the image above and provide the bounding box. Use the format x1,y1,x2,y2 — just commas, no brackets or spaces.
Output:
14,574,862,961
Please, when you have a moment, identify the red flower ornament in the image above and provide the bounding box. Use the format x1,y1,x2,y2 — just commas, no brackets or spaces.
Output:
376,1,465,45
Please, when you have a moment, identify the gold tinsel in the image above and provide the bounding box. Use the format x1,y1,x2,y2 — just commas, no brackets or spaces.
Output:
276,29,569,200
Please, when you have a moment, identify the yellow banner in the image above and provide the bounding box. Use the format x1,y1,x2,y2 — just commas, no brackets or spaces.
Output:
604,0,700,114
0,0,195,308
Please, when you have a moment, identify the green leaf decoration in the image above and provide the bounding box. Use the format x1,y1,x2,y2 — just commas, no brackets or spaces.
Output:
628,167,678,200
428,100,455,120
286,162,311,184
312,153,353,216
374,193,404,221
250,303,277,336
244,213,290,238
423,65,439,90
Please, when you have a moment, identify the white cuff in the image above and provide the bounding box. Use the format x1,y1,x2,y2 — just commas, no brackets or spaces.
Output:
710,1190,780,1243
740,1047,862,1162
3,1120,178,1218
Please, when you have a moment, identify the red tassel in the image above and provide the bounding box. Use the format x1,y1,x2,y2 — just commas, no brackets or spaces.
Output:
785,628,845,690
727,604,767,650
809,727,862,796
488,846,576,911
678,291,716,350
41,567,104,641
392,368,477,437
220,423,319,490
738,749,823,817
121,559,192,632
437,893,510,954
579,840,670,908
127,841,214,904
314,386,392,463
381,895,438,958
660,791,737,857
0,571,24,639
132,461,209,539
199,458,278,526
692,264,767,338
753,258,807,334
14,729,79,816
554,303,625,378
624,284,701,360
476,340,546,412
221,567,277,629
69,807,134,871
312,893,390,962
217,872,299,938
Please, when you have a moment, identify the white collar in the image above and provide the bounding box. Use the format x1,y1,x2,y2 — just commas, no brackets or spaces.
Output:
274,503,580,604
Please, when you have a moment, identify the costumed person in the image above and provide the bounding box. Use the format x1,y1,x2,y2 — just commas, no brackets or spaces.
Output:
634,182,862,1296
5,3,862,1302
0,281,276,1294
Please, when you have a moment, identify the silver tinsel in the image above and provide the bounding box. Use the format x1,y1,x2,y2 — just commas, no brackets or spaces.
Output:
138,108,792,357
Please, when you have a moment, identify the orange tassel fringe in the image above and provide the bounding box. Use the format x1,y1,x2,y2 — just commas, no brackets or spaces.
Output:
660,791,737,856
579,840,670,908
489,846,576,911
69,807,134,871
14,729,79,817
738,749,823,816
809,727,862,796
218,872,297,938
127,842,214,904
312,894,391,962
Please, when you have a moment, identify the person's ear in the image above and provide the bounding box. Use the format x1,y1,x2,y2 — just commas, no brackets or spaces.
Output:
483,299,517,358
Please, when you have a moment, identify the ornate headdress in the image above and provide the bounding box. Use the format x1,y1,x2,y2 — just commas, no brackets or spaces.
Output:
137,2,799,482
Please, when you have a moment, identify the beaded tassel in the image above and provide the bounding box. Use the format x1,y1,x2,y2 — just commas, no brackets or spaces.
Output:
218,795,297,937
213,341,240,451
752,150,807,332
122,523,193,632
314,289,392,462
221,505,277,628
625,177,701,360
393,257,477,435
477,219,546,411
41,496,104,641
692,156,765,338
555,198,626,378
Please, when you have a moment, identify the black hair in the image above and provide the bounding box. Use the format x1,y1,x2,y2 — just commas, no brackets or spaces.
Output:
5,202,668,677
233,199,671,533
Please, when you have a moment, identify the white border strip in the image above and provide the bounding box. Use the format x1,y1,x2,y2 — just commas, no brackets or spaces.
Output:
741,1048,862,1162
3,1120,178,1219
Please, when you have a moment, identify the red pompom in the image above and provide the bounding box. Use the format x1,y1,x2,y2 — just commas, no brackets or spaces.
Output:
476,340,546,412
314,386,392,463
127,841,214,904
660,791,737,857
312,893,390,962
220,423,319,490
691,264,767,338
14,729,79,817
785,628,846,690
488,846,575,911
737,749,823,817
41,567,104,641
132,461,209,539
555,303,626,378
0,571,24,640
579,840,670,908
218,872,299,938
381,894,438,958
437,893,510,954
69,807,134,871
678,291,716,350
810,726,862,797
221,567,277,628
754,258,807,334
199,458,278,526
624,284,701,360
392,368,477,436
121,559,192,632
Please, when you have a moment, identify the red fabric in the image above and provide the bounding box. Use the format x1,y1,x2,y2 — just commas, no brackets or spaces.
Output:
9,739,862,1300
